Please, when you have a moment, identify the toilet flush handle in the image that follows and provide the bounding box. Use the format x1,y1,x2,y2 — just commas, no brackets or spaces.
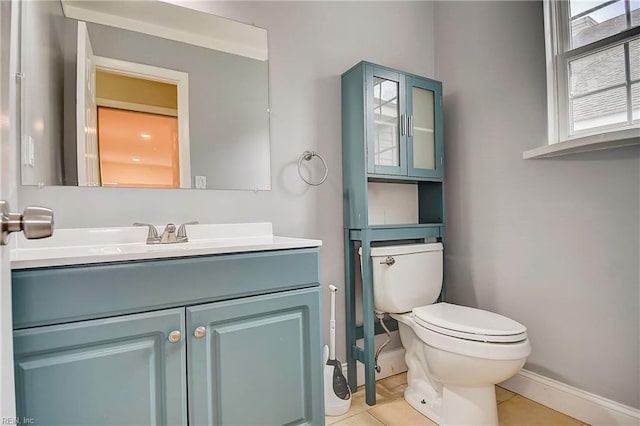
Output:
380,256,395,266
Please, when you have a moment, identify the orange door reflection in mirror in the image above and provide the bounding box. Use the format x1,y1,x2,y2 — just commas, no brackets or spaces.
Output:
97,107,180,188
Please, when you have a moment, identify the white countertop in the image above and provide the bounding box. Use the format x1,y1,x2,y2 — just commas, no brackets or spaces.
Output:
10,223,322,269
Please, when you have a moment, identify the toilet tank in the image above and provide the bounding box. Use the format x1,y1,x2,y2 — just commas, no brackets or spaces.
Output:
362,243,443,313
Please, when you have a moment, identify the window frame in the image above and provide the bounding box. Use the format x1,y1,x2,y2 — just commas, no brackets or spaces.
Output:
544,0,640,146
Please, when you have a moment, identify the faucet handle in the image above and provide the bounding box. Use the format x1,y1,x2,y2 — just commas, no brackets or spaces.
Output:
177,221,198,239
133,222,159,239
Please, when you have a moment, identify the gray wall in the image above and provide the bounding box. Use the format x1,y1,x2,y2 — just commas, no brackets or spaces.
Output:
434,1,640,409
18,0,435,376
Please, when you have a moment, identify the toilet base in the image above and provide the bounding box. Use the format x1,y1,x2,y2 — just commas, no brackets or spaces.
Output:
404,384,442,425
405,384,498,426
442,385,498,426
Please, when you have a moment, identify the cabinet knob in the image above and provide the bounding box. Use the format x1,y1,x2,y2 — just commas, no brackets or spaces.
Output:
193,326,206,339
167,330,182,343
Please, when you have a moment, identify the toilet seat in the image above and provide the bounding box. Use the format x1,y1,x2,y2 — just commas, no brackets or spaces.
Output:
413,303,527,343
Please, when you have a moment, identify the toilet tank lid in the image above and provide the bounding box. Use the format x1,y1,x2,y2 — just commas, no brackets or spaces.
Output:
360,243,443,257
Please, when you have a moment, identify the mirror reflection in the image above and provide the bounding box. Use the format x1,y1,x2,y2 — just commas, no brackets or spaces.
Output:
20,0,271,190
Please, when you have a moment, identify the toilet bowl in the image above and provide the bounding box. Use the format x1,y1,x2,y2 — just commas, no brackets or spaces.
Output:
362,243,531,426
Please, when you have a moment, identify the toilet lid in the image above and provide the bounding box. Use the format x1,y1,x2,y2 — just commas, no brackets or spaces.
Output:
413,303,528,343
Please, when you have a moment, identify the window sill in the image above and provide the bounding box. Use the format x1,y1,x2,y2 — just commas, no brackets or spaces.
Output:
523,128,640,159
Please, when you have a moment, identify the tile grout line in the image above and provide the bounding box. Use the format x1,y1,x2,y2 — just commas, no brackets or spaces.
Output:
497,393,518,405
366,408,389,426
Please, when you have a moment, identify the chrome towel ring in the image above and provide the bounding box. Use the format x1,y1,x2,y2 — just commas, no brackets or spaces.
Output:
298,150,328,186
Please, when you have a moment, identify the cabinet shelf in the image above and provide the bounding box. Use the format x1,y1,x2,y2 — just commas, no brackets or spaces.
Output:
364,223,442,229
367,173,442,183
348,223,443,241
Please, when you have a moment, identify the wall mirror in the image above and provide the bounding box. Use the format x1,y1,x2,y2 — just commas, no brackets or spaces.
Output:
20,0,271,190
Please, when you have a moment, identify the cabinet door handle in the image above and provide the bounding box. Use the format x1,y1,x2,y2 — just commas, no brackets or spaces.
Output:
408,115,414,137
193,326,206,339
400,114,406,136
168,330,182,343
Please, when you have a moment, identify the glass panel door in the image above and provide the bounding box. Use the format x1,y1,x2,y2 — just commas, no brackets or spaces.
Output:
367,66,406,176
373,76,400,168
407,76,442,178
411,86,435,170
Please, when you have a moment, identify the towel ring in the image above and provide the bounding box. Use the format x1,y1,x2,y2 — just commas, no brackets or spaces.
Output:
298,150,328,186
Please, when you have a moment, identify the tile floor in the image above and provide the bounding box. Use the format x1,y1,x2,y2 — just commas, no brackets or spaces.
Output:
325,373,589,426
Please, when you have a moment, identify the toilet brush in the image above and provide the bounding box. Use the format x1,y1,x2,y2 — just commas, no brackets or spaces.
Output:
324,284,351,416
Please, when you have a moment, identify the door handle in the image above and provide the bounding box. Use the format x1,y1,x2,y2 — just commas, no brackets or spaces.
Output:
0,200,54,245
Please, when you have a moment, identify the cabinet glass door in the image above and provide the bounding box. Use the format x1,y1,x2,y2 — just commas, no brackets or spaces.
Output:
407,76,443,178
367,67,406,175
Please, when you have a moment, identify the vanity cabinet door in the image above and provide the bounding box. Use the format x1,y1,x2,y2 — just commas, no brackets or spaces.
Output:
13,309,187,426
187,287,323,426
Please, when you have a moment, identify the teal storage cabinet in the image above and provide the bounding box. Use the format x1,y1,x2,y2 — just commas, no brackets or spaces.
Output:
12,248,323,426
353,62,444,180
342,61,445,406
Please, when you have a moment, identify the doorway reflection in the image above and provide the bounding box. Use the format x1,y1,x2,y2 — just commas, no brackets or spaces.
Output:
97,107,180,188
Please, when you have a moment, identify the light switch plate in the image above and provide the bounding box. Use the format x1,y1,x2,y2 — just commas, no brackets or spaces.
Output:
195,175,207,189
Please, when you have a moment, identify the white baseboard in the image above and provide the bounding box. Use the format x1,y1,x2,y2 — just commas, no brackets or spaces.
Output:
343,347,407,387
500,369,640,426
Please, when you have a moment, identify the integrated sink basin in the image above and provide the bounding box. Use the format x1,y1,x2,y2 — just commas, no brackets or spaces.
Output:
10,222,322,269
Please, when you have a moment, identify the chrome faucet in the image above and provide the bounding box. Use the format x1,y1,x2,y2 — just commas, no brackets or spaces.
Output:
134,221,198,244
160,224,178,244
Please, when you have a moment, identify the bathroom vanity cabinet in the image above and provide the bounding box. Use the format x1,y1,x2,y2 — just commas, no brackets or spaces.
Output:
12,248,323,426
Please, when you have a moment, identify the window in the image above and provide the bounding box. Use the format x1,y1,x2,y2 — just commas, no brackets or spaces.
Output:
544,0,640,144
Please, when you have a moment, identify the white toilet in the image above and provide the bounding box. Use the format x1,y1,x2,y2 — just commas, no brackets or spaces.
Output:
364,243,531,426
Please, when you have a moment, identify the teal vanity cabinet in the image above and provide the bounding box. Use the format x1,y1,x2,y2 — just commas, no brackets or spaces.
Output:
347,62,443,180
12,248,323,426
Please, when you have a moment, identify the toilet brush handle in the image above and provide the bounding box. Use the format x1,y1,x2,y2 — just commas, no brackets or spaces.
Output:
328,284,338,360
330,319,336,360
